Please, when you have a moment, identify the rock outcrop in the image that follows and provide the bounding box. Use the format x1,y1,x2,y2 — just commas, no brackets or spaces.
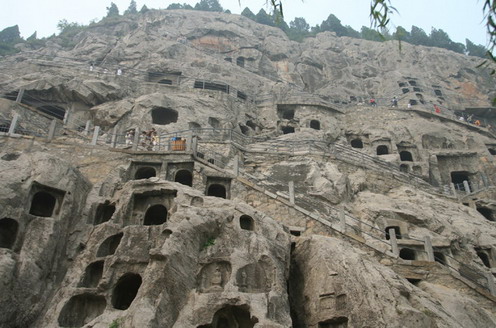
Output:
0,8,495,328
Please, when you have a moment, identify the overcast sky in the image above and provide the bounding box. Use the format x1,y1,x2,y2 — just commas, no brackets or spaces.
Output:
0,0,490,46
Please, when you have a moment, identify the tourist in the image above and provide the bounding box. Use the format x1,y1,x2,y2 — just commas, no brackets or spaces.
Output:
369,98,377,107
391,96,398,107
125,129,135,146
116,68,122,76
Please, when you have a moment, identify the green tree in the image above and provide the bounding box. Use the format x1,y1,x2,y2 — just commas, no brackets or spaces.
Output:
0,25,22,44
255,9,275,26
287,17,311,41
410,26,430,46
361,26,383,42
194,0,223,12
466,39,487,57
140,5,149,13
320,14,347,37
392,25,410,42
124,0,137,15
167,3,193,9
241,7,256,20
106,2,119,17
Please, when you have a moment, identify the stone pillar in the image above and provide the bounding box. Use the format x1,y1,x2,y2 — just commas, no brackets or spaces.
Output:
91,126,100,145
191,135,198,157
485,272,496,296
132,127,140,151
288,181,295,204
339,207,346,233
47,119,57,141
233,154,239,176
62,110,69,125
84,120,91,136
15,88,24,103
111,126,118,148
463,180,471,195
423,236,435,262
8,113,20,135
389,228,399,256
450,183,457,196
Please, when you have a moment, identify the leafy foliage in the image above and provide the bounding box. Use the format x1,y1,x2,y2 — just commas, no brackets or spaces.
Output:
56,19,86,48
124,0,137,15
106,2,119,17
0,25,22,56
194,0,223,12
167,3,193,10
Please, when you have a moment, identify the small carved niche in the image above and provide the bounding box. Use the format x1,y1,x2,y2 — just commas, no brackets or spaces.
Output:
197,261,232,293
236,260,273,293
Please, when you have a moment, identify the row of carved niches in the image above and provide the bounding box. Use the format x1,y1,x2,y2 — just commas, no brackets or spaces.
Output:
197,259,274,293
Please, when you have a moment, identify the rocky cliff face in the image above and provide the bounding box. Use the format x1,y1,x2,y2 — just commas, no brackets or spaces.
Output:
0,9,496,328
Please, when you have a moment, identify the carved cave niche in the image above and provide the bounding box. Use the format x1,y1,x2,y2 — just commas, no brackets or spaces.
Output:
206,177,231,199
78,261,104,288
350,139,363,149
318,316,349,328
197,261,232,293
131,189,176,226
111,273,142,310
0,218,18,249
58,294,106,327
235,259,273,293
277,104,296,120
151,107,178,125
476,206,495,222
167,161,194,187
96,232,123,257
399,248,416,260
239,215,254,231
28,182,66,218
197,305,258,328
93,201,116,225
129,161,162,181
310,119,321,130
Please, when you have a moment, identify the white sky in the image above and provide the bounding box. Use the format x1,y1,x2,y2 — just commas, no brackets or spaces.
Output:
0,0,490,46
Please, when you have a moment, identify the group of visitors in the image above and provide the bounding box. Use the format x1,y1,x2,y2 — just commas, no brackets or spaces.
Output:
124,128,159,150
89,62,123,76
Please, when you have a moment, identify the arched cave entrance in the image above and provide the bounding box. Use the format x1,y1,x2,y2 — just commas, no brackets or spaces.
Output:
399,164,409,173
97,233,123,257
94,202,115,225
111,273,142,310
477,207,494,221
58,294,106,327
144,205,168,225
350,139,363,148
281,126,295,134
0,218,18,249
207,184,226,199
175,169,193,187
450,171,470,191
199,305,258,328
236,56,245,68
240,215,254,231
135,167,156,180
399,248,416,260
79,261,104,288
399,151,413,161
377,145,389,155
434,252,446,265
151,107,178,125
476,250,491,268
318,317,349,328
29,191,56,217
310,120,320,130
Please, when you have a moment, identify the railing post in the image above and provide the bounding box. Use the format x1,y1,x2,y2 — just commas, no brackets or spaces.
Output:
192,135,198,157
15,88,24,103
8,113,20,136
389,228,399,256
339,207,346,233
91,126,100,145
463,180,471,194
485,272,496,296
47,119,57,141
84,120,91,136
132,127,140,151
288,181,295,204
423,236,435,261
233,154,239,176
111,126,118,148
